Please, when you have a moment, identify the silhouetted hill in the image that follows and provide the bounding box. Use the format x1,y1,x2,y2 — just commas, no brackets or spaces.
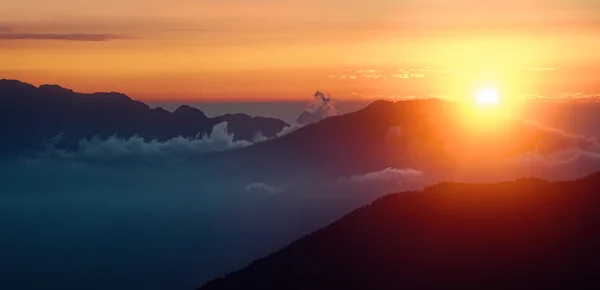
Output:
188,97,594,181
188,99,459,179
0,79,288,154
200,172,600,290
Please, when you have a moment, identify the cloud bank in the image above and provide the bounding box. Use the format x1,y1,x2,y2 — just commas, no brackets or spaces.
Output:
342,168,424,184
245,182,283,194
37,122,250,165
450,121,600,182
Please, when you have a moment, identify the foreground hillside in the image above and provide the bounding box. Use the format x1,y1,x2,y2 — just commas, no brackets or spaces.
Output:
200,172,600,290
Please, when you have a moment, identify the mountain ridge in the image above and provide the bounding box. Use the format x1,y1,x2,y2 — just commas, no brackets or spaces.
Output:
186,97,599,182
199,171,600,290
0,79,289,154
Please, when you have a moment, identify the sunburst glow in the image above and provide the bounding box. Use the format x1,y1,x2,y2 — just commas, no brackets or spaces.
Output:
476,89,500,106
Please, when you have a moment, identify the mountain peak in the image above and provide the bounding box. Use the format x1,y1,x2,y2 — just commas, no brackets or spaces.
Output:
89,91,133,102
38,84,74,95
174,105,208,118
0,79,37,90
366,99,394,108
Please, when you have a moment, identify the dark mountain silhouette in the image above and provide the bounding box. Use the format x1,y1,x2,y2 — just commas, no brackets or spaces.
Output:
188,99,459,180
200,172,600,290
188,98,594,181
0,79,288,154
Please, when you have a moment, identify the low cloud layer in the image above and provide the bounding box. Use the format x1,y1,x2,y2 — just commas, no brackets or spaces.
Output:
387,125,403,138
342,168,424,184
0,33,126,41
449,121,600,182
526,121,599,153
245,182,283,194
506,122,600,168
457,149,600,183
296,91,338,125
37,122,250,165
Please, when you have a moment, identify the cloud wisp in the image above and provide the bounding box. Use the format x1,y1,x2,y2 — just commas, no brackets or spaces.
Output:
296,91,338,125
244,182,283,194
341,168,424,184
448,120,600,182
0,33,126,41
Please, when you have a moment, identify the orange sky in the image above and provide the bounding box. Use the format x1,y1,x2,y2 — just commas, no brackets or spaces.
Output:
1,0,600,100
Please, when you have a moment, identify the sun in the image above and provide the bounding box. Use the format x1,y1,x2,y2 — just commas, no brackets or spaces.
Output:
475,89,499,106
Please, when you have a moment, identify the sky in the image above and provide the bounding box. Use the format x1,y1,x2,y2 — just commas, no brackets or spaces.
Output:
1,0,600,100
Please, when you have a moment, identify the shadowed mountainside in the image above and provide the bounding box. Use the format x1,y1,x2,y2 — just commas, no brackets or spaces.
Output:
188,99,459,180
200,172,600,290
0,79,288,154
188,98,599,181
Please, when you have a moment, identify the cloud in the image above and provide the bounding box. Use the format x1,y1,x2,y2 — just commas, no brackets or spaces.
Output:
522,67,559,72
252,132,268,143
553,93,600,102
296,91,338,125
512,150,600,167
244,182,283,194
328,74,357,80
36,122,251,165
0,33,126,41
498,127,600,179
458,149,600,183
451,121,600,182
387,126,403,138
446,119,599,167
276,124,303,137
524,121,599,153
341,168,424,184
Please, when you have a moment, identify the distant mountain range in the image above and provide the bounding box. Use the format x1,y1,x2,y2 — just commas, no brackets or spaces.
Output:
199,172,600,290
0,79,288,154
3,79,597,178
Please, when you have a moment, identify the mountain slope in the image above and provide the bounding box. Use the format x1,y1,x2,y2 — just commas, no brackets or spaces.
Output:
188,99,460,179
200,172,600,290
188,98,598,181
0,79,288,154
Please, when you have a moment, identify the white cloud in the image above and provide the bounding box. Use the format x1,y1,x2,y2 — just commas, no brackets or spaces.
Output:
276,124,303,137
244,182,282,194
296,91,338,125
341,168,424,184
252,132,268,143
387,126,402,138
37,122,251,165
